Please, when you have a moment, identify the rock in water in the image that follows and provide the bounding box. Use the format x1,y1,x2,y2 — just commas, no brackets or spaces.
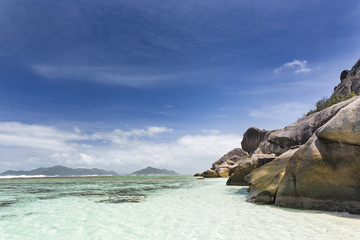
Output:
275,98,360,214
199,148,249,178
203,169,219,178
211,148,248,169
226,154,276,185
245,148,298,204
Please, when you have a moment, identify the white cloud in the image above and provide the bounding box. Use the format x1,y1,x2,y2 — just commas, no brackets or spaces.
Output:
274,60,311,74
31,65,176,88
0,122,241,174
200,129,220,134
0,122,87,151
157,111,169,116
249,102,311,123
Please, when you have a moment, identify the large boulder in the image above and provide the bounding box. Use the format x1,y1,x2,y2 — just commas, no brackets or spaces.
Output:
202,169,219,178
275,98,360,214
331,58,360,97
259,96,359,155
200,148,249,178
217,168,230,178
245,148,298,204
241,127,268,154
226,154,276,186
212,148,248,169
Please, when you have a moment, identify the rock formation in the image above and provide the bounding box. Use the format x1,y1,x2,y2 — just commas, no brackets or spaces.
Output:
245,148,299,203
332,58,360,98
223,58,360,214
202,169,219,178
226,154,276,185
199,148,249,178
275,98,360,213
260,96,359,155
241,127,268,154
241,97,360,213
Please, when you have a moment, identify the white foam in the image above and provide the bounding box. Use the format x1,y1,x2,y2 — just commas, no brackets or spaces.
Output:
0,175,53,179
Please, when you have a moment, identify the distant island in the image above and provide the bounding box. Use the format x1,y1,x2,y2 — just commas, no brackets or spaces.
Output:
0,165,118,177
131,166,178,176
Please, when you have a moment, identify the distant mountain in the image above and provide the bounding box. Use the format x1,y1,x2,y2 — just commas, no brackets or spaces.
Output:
0,165,118,177
132,166,178,176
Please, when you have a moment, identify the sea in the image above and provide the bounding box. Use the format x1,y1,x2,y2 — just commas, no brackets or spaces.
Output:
0,176,359,240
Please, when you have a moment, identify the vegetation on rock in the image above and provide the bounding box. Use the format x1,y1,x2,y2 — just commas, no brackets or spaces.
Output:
306,92,360,116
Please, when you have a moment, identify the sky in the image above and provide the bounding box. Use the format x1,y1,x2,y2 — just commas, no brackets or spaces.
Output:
0,0,360,174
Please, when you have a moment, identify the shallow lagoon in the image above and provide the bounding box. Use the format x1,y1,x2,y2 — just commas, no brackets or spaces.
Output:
0,176,359,240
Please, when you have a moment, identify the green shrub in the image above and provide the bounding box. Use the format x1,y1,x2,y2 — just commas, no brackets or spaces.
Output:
306,92,360,116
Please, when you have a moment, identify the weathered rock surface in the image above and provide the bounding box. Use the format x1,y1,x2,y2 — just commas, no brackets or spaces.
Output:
258,96,359,155
245,148,299,204
212,148,248,169
215,59,360,214
253,131,276,155
332,58,360,98
340,70,349,81
317,97,360,145
226,154,276,186
275,99,360,214
241,127,268,154
202,169,218,178
199,148,249,178
217,168,230,178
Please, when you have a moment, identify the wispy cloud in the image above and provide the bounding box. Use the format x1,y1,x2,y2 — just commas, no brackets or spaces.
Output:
274,60,311,74
31,65,177,88
156,111,169,116
0,122,241,174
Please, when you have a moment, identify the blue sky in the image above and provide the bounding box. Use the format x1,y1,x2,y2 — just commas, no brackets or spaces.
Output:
0,0,359,174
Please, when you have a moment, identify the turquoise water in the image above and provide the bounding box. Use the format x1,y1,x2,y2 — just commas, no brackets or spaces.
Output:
0,176,359,240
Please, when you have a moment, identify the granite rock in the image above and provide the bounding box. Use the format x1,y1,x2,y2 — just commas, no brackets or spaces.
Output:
226,154,276,186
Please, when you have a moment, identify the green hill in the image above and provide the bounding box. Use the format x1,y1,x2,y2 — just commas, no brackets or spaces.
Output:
132,166,178,176
0,165,118,176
